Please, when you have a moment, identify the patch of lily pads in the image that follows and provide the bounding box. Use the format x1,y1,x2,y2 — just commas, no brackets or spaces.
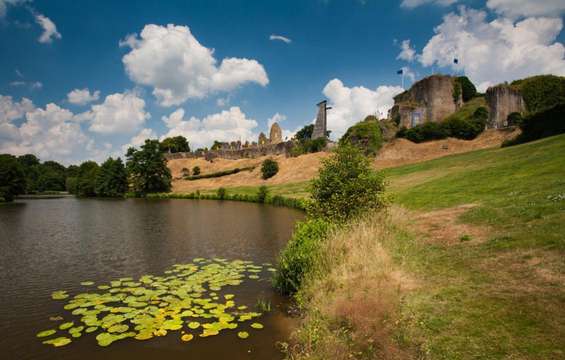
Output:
37,258,274,348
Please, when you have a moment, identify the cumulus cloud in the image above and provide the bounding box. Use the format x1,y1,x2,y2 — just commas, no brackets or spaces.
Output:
397,39,416,61
122,24,269,107
0,100,98,164
82,92,150,134
487,0,565,18
267,112,286,129
120,128,157,154
269,34,292,43
160,107,258,149
418,6,565,91
67,88,101,105
400,0,457,9
34,13,61,44
322,79,404,139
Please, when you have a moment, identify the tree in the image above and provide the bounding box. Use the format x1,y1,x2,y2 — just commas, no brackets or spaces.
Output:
76,161,100,197
126,140,172,196
456,76,477,102
37,161,66,192
160,136,190,153
310,143,386,221
17,154,40,193
294,124,314,142
261,159,279,179
211,141,223,151
0,154,26,202
95,157,128,197
192,166,201,176
339,115,383,155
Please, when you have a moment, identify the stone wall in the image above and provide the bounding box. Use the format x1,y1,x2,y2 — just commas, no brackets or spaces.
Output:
165,141,295,161
485,85,525,128
390,75,462,128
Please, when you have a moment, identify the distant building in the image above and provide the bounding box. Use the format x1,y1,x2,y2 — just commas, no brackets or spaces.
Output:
312,100,329,139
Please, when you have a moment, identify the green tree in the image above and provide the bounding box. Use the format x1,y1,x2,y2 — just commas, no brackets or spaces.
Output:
17,154,40,193
0,154,26,202
211,141,223,151
160,136,190,153
76,161,100,197
456,76,477,102
339,115,383,155
192,166,201,176
95,157,128,197
294,124,314,142
37,161,66,192
126,140,172,196
310,143,386,221
512,75,565,113
261,159,279,179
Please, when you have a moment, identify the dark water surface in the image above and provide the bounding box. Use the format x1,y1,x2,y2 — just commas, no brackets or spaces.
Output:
0,198,304,359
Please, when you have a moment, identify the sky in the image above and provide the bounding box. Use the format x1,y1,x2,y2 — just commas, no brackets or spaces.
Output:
0,0,564,165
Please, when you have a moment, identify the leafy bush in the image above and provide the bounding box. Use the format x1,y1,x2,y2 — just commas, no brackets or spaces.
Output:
274,218,333,294
512,75,565,113
507,112,523,126
217,187,226,200
339,115,383,155
310,144,386,221
257,185,269,203
397,121,449,143
192,166,201,176
291,137,328,156
456,76,477,102
261,159,279,179
504,103,565,146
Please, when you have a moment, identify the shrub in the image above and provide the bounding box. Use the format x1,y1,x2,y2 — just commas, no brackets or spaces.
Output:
181,167,190,177
185,166,253,180
506,103,565,146
274,218,333,294
512,75,565,113
310,143,386,221
217,187,226,200
507,112,523,126
457,76,477,102
397,121,449,143
192,166,201,176
339,115,383,155
256,185,268,203
261,159,279,179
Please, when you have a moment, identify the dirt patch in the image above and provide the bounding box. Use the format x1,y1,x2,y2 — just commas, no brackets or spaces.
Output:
408,204,490,246
374,128,519,169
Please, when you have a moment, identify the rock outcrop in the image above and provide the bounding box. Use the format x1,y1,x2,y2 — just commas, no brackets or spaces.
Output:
485,85,525,128
389,75,462,128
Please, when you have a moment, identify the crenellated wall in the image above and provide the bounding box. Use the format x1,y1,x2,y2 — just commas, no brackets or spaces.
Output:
165,141,295,161
485,85,525,128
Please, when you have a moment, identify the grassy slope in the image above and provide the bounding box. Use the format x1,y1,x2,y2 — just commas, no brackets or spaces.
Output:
443,96,487,123
383,134,565,358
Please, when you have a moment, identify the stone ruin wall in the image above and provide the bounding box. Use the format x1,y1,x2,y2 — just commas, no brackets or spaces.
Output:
164,140,295,161
485,85,525,128
390,75,462,128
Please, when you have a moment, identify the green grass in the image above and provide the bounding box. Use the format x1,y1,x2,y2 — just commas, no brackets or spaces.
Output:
197,180,312,200
443,96,487,123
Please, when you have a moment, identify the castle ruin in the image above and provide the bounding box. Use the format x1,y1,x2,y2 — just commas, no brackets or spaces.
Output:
485,85,525,128
312,100,330,139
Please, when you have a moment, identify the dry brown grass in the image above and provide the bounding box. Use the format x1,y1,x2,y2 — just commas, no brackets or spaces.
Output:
288,209,415,360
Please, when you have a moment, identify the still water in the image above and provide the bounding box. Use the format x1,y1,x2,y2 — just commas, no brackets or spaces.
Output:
0,198,304,359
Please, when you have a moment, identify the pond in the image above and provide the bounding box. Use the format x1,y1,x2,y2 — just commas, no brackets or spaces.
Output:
0,198,304,359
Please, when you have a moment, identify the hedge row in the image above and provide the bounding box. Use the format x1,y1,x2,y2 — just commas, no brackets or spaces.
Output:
183,166,255,181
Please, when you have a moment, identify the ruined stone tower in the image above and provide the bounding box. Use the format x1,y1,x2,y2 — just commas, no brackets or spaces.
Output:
269,122,283,144
258,132,268,146
485,85,525,128
312,100,329,139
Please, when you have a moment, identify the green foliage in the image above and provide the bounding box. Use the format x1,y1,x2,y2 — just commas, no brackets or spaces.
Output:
159,136,190,153
261,159,279,179
217,187,226,200
126,140,172,196
452,80,462,103
456,76,477,102
504,103,565,146
36,161,66,192
210,141,223,151
512,75,565,113
339,115,383,155
290,138,327,156
76,161,100,197
185,166,253,180
310,144,386,221
0,154,26,201
256,185,269,203
294,124,314,142
274,218,333,294
95,157,128,197
397,122,449,142
65,177,78,194
507,112,523,126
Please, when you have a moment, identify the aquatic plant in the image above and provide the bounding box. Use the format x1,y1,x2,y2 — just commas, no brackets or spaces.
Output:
37,258,272,348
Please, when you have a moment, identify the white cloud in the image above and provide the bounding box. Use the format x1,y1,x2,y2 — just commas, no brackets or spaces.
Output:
0,0,26,18
83,92,150,134
397,39,416,61
34,13,61,44
418,6,565,91
400,0,457,9
122,24,269,107
401,66,417,83
487,0,565,18
30,81,42,90
161,106,258,149
120,128,157,154
67,88,101,105
0,95,34,124
322,79,404,139
269,34,292,44
267,112,287,129
0,101,98,164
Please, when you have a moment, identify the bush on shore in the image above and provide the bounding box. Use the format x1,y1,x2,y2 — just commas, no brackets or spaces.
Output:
261,159,279,179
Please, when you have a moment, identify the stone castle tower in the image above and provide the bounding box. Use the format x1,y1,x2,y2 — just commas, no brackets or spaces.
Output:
258,132,268,146
312,100,329,139
485,85,525,128
269,122,283,143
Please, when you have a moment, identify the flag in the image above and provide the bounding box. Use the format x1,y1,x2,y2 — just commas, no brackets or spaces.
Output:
453,58,459,64
397,69,403,75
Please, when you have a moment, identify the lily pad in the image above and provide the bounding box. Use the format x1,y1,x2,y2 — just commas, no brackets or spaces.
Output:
250,322,264,329
36,329,56,338
237,331,249,339
181,333,194,342
43,337,72,347
59,322,74,330
51,291,69,300
81,281,95,286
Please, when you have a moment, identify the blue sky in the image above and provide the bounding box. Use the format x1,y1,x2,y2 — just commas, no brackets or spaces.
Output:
1,0,564,164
